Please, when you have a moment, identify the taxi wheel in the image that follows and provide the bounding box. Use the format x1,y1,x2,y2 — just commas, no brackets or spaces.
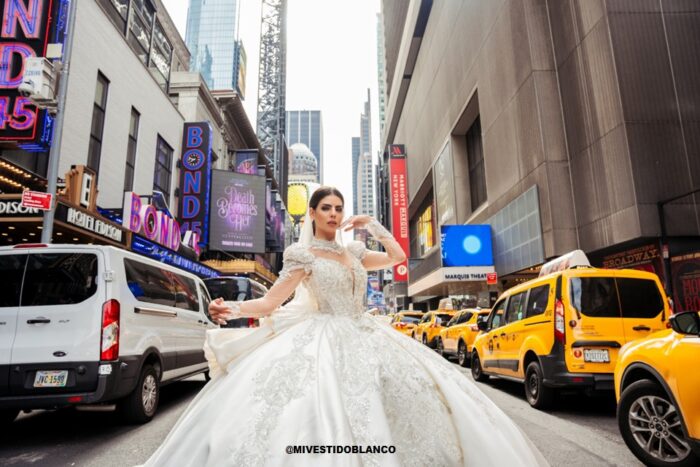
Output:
422,334,428,346
457,341,470,367
119,364,159,424
471,352,489,382
435,338,446,358
525,361,555,409
0,409,19,424
618,379,698,467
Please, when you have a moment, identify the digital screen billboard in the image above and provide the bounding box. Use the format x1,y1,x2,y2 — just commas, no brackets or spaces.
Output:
234,149,258,175
209,170,266,253
440,225,494,267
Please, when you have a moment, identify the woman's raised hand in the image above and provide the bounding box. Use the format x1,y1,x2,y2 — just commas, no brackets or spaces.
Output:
339,215,374,232
208,297,239,325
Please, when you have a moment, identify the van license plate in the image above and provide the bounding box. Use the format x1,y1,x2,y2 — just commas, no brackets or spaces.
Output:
34,370,68,388
583,349,610,363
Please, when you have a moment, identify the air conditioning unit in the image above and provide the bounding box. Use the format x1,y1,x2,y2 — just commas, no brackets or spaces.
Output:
18,57,58,109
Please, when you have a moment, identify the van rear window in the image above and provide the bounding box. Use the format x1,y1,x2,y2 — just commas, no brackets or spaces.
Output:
569,277,664,318
616,278,664,318
22,254,98,306
570,277,620,318
0,255,26,307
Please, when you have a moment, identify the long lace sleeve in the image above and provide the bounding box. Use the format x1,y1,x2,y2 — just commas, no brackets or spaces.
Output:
234,243,314,318
353,219,407,271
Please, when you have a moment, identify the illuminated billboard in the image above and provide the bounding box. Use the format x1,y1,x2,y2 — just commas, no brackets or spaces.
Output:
177,122,212,250
440,225,494,267
209,170,266,253
0,0,63,150
234,149,258,175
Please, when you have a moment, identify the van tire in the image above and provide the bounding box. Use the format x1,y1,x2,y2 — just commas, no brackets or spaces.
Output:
119,364,159,424
457,341,469,367
0,409,19,424
471,352,489,382
618,379,698,467
525,361,555,409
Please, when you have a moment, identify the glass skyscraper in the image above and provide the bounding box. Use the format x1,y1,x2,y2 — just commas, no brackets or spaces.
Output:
285,110,323,183
185,0,240,90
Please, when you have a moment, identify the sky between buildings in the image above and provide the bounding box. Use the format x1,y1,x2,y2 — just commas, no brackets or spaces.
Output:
162,0,382,217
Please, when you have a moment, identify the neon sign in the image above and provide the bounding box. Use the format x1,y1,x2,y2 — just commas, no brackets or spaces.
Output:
178,122,212,250
0,0,56,146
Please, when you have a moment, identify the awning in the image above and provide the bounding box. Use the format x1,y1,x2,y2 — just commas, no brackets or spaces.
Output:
408,266,495,297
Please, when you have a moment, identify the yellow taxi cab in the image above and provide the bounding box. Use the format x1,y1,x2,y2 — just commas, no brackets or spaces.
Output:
436,308,491,366
615,311,700,467
470,250,670,409
390,311,424,336
412,299,457,348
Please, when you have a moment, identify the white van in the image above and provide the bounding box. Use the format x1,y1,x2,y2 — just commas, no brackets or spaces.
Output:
0,244,217,424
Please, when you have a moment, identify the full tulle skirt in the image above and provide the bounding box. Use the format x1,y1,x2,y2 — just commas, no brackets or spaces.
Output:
144,311,547,466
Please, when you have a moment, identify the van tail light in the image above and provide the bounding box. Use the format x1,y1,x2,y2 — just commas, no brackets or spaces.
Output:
101,299,120,361
554,299,566,344
248,317,257,328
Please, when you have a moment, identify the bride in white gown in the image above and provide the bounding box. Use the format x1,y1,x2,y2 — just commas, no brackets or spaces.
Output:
144,186,547,466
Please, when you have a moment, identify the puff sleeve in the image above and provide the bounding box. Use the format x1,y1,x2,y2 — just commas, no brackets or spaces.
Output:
347,241,368,261
234,243,314,318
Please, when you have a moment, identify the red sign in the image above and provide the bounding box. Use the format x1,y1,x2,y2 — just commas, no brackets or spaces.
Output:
21,190,52,210
389,145,409,282
486,272,498,285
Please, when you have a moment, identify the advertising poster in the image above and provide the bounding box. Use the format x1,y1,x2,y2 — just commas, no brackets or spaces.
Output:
599,244,664,281
388,144,409,281
671,252,700,313
209,170,266,253
234,149,258,175
440,225,494,267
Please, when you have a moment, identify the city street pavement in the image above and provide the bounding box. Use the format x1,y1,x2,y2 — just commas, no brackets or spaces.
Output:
0,369,642,466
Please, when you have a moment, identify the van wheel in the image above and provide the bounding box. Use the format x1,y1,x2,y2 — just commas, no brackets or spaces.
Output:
457,341,469,367
119,364,159,424
525,361,555,409
471,352,489,382
618,379,698,467
0,409,19,424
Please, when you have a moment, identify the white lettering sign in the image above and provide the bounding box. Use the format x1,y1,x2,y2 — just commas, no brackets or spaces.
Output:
67,208,123,242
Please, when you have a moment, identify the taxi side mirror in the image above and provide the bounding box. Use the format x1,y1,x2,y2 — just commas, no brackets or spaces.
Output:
477,319,488,332
669,311,700,336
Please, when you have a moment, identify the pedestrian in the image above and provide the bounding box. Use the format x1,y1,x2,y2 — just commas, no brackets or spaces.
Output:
142,186,547,466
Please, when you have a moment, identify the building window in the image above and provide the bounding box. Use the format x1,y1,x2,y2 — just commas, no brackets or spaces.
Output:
466,117,486,210
128,0,156,65
87,72,110,173
124,107,140,192
97,0,128,33
153,136,173,199
417,204,435,256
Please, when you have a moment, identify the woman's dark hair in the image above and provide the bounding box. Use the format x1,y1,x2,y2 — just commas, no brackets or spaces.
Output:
309,186,344,210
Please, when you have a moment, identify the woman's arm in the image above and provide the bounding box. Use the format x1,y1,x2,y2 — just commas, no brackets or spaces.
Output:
342,216,407,271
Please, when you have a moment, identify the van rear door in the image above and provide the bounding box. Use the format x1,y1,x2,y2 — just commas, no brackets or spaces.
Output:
10,250,105,395
0,253,27,397
566,273,625,374
615,275,668,342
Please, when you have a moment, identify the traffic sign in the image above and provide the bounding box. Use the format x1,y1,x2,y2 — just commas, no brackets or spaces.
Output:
486,272,498,285
21,190,52,211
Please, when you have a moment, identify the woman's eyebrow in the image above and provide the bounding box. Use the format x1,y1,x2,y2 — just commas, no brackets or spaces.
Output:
321,203,343,208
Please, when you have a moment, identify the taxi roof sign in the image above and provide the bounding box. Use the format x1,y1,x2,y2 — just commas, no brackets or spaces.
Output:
538,250,591,277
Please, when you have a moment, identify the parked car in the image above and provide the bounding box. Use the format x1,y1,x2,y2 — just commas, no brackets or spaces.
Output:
471,250,670,409
412,310,457,348
436,308,491,366
0,244,217,425
390,311,424,336
203,276,268,328
615,311,700,467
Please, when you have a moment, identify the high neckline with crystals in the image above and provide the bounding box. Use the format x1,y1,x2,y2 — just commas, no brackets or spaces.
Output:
309,237,344,255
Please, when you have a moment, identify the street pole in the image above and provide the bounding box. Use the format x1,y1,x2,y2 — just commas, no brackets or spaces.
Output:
41,0,78,243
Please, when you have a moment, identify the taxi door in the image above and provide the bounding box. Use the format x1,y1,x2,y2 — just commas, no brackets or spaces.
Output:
480,299,508,373
498,291,528,377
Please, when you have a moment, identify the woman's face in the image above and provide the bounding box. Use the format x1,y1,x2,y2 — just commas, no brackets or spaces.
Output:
310,194,344,236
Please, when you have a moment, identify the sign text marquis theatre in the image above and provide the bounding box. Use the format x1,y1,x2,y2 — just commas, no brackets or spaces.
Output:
388,144,409,281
